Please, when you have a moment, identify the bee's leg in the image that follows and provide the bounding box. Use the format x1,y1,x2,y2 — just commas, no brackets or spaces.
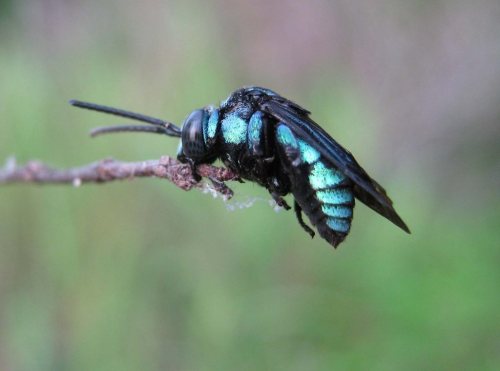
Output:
294,201,315,238
266,173,291,210
207,176,233,198
186,159,202,182
178,152,202,182
270,192,291,210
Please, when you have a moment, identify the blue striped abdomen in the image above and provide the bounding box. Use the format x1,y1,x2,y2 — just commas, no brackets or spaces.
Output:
276,125,355,246
298,141,354,246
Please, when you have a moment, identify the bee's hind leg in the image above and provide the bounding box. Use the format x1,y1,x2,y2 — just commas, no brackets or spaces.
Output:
294,201,315,238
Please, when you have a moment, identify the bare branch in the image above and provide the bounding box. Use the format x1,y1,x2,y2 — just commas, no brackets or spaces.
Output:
0,156,238,199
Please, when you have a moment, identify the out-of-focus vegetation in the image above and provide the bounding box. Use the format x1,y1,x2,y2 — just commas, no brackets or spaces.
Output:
0,1,499,370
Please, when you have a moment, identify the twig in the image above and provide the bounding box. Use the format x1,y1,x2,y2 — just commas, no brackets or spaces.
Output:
0,156,238,199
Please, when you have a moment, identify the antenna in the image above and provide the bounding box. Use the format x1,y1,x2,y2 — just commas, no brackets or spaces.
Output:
69,100,182,137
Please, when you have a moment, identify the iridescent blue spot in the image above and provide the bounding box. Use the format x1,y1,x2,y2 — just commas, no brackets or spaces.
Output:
298,140,320,164
322,205,352,218
276,124,298,149
309,162,345,190
221,113,247,144
205,109,219,143
327,218,351,233
316,189,353,204
247,111,263,150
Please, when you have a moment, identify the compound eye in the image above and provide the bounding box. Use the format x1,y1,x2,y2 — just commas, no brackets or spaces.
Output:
181,109,208,160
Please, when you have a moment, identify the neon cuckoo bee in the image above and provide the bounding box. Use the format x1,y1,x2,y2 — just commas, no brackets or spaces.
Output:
70,86,410,247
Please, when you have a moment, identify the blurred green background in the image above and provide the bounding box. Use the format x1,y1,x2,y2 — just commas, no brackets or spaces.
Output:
0,1,499,370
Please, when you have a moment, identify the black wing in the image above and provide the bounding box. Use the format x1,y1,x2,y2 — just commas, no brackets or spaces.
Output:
248,87,410,233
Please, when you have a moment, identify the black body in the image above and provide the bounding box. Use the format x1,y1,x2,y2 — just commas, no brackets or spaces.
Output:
70,86,410,248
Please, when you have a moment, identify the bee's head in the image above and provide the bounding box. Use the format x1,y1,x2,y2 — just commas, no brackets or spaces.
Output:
69,99,219,164
178,107,218,162
179,109,208,160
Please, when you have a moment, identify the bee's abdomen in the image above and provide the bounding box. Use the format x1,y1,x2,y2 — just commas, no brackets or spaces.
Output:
275,124,354,247
293,140,355,247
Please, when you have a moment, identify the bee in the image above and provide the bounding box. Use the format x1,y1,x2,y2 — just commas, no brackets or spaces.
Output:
71,86,410,247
